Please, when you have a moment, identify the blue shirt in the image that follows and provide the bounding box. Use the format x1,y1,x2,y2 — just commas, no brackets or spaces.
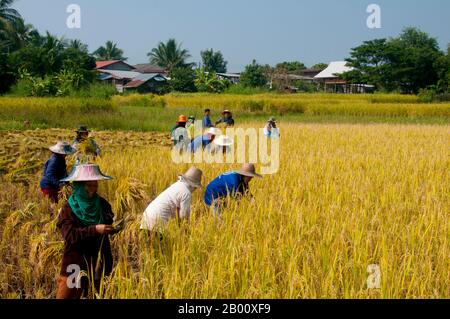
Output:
190,135,212,153
202,116,212,128
40,154,68,189
204,172,245,206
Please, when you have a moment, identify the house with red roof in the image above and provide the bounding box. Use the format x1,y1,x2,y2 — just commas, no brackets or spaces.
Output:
95,60,136,72
95,60,168,93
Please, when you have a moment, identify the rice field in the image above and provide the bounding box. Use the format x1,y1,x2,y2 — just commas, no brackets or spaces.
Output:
1,94,449,131
0,121,448,298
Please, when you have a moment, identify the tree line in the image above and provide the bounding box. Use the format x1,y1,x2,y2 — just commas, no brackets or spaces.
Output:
1,0,448,97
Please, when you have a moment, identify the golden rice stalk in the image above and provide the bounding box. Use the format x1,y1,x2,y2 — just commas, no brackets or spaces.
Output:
114,178,148,220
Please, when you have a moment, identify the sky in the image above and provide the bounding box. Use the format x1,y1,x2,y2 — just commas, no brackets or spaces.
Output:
12,0,450,72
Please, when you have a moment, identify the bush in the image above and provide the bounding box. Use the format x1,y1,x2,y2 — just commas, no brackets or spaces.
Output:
224,84,270,95
8,78,34,97
169,67,197,93
72,83,118,99
418,87,450,103
240,60,267,88
9,69,87,97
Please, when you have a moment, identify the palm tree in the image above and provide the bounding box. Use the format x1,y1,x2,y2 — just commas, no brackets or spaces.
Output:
0,0,21,51
0,0,20,26
40,32,67,73
68,39,88,53
0,38,9,51
148,38,191,72
7,19,39,49
93,41,126,61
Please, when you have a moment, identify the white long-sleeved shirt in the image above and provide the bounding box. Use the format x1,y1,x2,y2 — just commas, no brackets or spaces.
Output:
140,180,193,231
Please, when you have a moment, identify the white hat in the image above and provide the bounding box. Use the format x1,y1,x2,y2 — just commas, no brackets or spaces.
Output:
207,127,221,136
213,135,233,147
49,141,76,155
61,164,113,182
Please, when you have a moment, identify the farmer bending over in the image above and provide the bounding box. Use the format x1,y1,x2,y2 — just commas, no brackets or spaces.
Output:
204,163,262,216
140,167,203,238
189,127,221,153
40,141,76,203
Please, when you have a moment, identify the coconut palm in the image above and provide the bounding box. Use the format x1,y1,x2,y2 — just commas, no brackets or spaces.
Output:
0,0,21,51
0,38,9,51
38,32,67,73
68,39,88,53
0,0,20,27
148,38,191,72
93,40,127,61
7,18,39,49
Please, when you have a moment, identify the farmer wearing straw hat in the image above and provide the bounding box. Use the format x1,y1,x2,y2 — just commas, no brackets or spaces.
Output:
189,127,221,153
140,167,203,234
56,164,116,299
215,110,235,128
72,125,101,161
40,142,76,203
171,115,189,149
264,117,280,138
204,163,262,216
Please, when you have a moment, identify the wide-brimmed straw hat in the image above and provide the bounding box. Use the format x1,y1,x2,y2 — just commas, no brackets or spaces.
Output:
61,164,113,182
179,166,203,188
237,163,262,178
268,117,277,123
49,141,76,155
76,125,89,133
222,110,232,115
214,135,233,147
206,127,221,136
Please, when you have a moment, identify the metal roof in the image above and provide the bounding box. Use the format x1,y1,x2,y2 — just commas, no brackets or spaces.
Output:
216,73,241,78
124,73,168,88
272,74,314,80
133,63,167,74
314,61,353,79
98,70,141,79
133,73,167,81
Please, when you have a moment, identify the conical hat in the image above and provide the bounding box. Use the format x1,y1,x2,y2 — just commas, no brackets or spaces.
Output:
206,127,221,136
214,135,233,147
61,164,113,182
49,141,76,155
